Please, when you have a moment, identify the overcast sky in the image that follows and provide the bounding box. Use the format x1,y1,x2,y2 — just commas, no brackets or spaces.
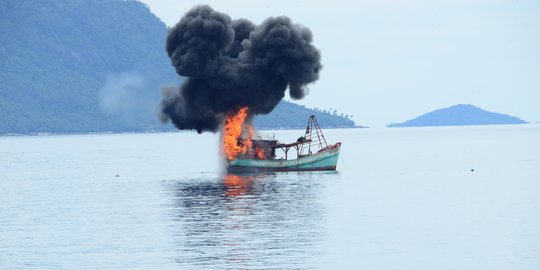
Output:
141,0,539,127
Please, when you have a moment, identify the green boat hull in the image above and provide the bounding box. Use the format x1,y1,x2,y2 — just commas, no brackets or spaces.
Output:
227,145,340,173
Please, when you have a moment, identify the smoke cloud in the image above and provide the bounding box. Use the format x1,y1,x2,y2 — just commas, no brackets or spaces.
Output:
160,5,322,133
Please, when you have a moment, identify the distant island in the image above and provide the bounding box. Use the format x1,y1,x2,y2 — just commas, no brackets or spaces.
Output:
388,104,527,127
0,1,355,135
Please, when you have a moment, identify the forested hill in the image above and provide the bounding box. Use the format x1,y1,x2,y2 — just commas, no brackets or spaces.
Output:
0,0,177,133
0,0,355,134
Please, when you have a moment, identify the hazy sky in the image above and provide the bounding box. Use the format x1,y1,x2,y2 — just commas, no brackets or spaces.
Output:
141,0,539,127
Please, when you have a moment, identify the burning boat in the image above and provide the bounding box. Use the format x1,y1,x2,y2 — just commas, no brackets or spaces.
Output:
224,113,341,173
161,7,332,171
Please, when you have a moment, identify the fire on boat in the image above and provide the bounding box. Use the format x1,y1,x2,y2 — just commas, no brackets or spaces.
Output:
224,114,341,173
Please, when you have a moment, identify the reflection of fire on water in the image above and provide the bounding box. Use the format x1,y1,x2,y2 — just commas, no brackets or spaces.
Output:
222,107,266,161
223,174,254,197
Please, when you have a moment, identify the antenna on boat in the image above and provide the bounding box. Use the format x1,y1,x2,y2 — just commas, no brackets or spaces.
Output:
300,115,328,155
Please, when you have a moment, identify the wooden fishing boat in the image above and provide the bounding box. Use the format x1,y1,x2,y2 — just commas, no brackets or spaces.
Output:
226,115,341,173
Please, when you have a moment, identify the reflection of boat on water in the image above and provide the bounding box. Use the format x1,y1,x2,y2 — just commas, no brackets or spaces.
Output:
227,115,341,173
223,174,254,196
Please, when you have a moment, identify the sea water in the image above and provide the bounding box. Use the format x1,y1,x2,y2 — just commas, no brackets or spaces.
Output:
1,125,539,269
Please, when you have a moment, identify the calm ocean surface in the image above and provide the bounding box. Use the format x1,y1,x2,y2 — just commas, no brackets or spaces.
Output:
1,125,539,269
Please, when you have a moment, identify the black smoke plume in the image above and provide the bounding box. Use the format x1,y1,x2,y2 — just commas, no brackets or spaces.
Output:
160,5,322,133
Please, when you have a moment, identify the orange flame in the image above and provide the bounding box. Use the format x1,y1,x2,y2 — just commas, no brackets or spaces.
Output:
223,107,249,160
255,147,266,159
222,107,268,160
244,122,254,153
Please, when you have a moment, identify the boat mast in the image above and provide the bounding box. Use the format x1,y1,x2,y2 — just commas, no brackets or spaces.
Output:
300,115,328,156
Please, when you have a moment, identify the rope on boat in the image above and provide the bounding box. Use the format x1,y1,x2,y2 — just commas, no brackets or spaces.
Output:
340,153,347,170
